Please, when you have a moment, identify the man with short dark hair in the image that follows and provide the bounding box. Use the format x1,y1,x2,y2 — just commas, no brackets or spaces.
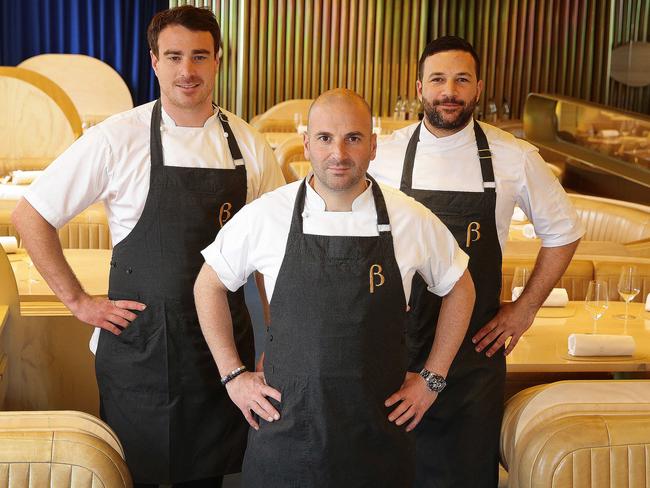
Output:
194,89,475,487
370,36,584,487
12,5,284,486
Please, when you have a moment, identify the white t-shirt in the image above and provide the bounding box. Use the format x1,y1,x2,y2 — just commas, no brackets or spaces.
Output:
202,178,469,303
25,101,285,244
369,120,584,250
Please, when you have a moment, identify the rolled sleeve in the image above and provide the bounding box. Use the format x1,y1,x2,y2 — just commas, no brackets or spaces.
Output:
427,249,469,296
419,212,470,297
518,150,585,247
200,206,255,292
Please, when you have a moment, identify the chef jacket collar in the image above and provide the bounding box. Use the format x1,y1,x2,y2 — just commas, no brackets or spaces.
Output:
304,173,375,213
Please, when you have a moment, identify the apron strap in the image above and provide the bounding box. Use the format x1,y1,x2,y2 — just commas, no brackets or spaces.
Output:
217,110,245,166
289,175,393,235
399,120,497,193
473,121,496,192
399,123,421,193
367,174,391,234
150,100,165,173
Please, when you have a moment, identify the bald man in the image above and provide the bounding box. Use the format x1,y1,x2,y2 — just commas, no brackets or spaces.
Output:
194,89,475,487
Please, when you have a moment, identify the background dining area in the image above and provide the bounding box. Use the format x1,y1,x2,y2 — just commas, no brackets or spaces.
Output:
1,0,650,486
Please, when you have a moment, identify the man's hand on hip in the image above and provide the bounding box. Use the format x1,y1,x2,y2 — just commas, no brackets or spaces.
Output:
385,372,438,432
472,301,535,356
69,294,146,335
225,371,281,430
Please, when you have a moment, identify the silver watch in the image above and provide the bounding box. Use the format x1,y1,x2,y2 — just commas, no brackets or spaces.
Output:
419,369,446,393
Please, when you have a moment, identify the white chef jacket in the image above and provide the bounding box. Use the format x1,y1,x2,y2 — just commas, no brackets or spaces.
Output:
25,101,285,244
24,101,285,353
369,120,584,250
202,177,469,303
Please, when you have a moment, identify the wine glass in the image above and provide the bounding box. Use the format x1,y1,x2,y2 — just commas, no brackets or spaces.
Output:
616,265,641,320
585,280,609,333
511,267,529,301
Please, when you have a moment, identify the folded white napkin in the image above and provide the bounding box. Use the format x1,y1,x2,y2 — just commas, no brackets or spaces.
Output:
645,293,650,312
511,207,528,222
0,236,18,254
543,288,569,307
372,127,383,135
598,129,620,138
512,287,569,307
297,124,308,135
11,170,43,185
568,333,635,356
522,223,537,239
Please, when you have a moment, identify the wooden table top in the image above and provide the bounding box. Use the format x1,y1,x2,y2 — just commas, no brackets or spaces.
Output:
506,301,650,373
9,249,111,302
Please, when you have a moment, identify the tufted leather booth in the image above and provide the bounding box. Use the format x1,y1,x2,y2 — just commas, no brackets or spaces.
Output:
501,380,650,488
568,194,650,244
0,201,111,250
0,411,131,487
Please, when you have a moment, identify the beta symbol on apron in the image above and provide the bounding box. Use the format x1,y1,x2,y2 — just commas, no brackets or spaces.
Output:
400,121,505,488
242,176,415,488
95,100,255,484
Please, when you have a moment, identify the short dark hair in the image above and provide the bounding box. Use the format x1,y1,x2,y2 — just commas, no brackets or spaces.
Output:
147,5,221,58
418,36,481,81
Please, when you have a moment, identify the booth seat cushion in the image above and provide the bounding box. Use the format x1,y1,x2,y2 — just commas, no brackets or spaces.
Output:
512,414,650,488
501,258,594,302
569,194,650,244
594,260,650,302
0,430,131,487
501,380,650,471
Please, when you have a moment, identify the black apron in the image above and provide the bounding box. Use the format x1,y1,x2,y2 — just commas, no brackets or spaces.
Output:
242,176,415,487
400,121,505,488
95,100,255,484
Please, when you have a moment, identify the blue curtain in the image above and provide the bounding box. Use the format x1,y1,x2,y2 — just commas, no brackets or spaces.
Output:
1,0,168,106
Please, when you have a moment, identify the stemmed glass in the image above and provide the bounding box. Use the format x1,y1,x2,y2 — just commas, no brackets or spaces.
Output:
585,280,609,333
511,267,529,301
616,265,641,321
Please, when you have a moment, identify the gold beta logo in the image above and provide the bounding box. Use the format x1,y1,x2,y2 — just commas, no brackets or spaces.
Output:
219,202,233,227
466,221,481,248
369,264,385,294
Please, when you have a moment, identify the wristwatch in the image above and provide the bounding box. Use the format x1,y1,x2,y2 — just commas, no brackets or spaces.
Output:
419,368,446,393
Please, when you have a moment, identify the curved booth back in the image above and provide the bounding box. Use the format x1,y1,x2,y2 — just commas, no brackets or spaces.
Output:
0,67,81,176
502,380,650,488
18,54,133,127
568,194,650,244
0,410,131,487
251,99,313,132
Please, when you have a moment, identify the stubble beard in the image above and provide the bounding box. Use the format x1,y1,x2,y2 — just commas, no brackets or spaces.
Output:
423,96,478,131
